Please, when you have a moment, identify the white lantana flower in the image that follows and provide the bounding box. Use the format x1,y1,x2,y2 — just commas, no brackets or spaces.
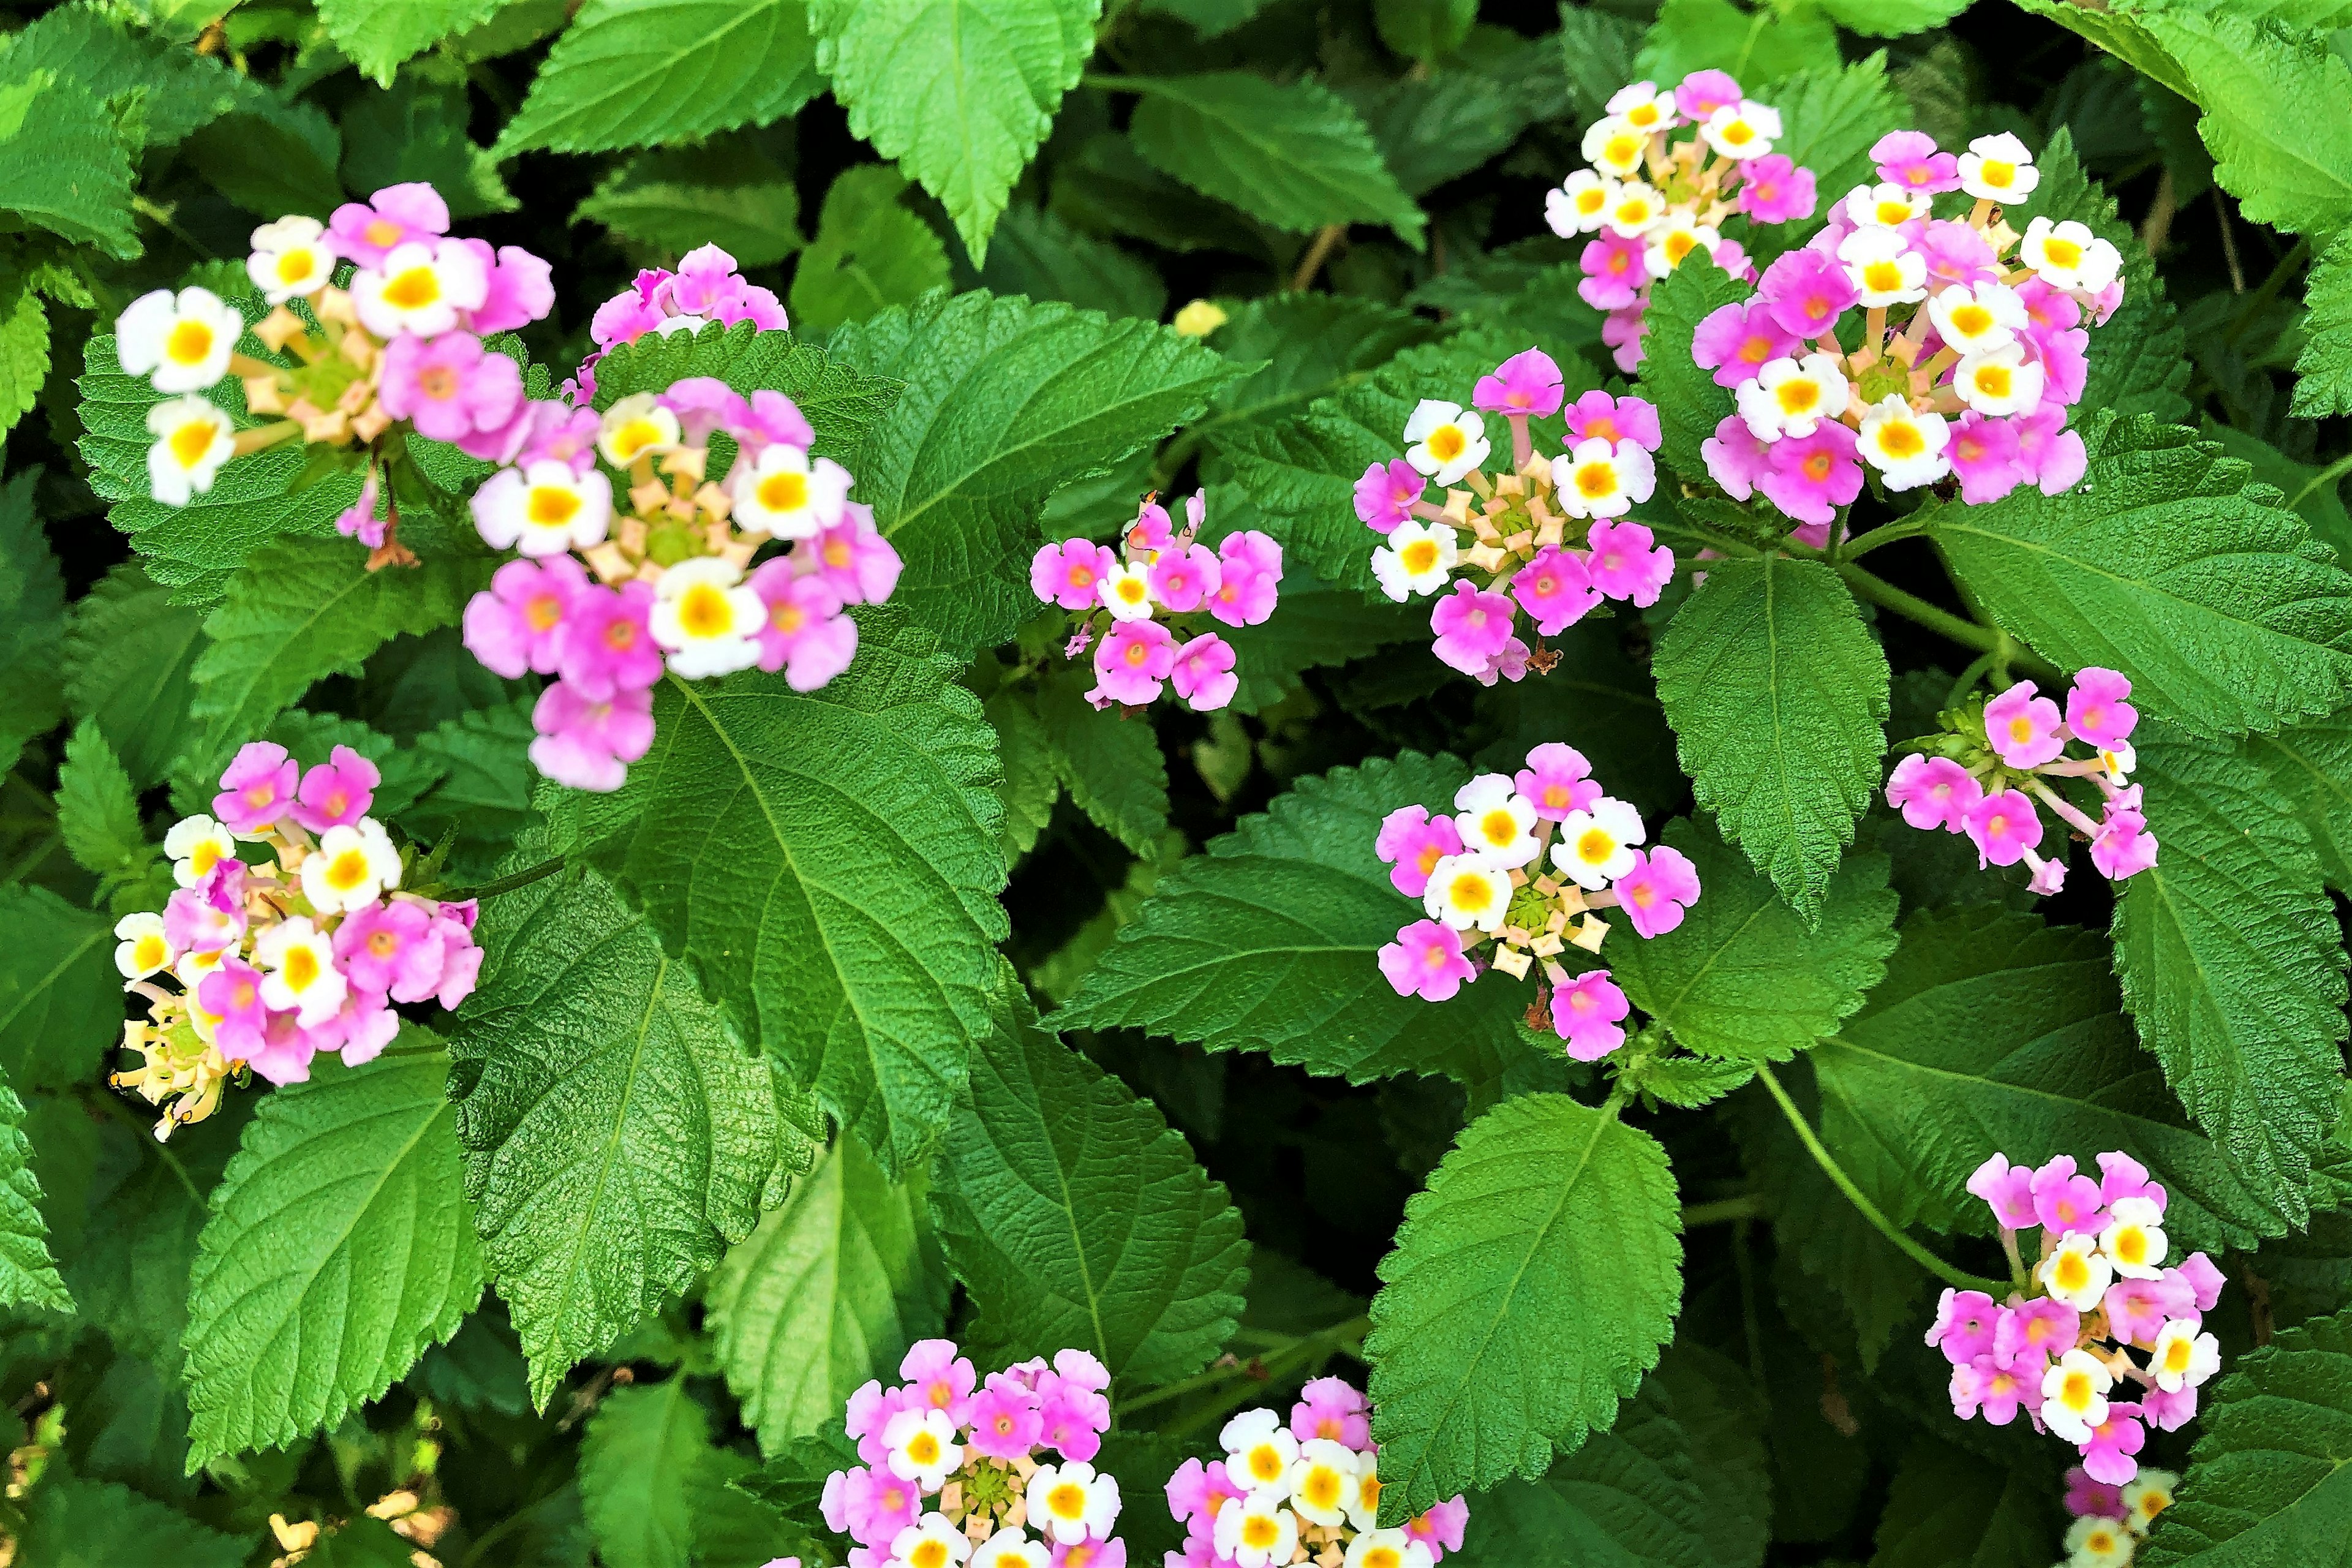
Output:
1551,437,1656,520
881,1407,962,1491
1546,170,1620,237
1844,181,1931,230
2149,1320,2220,1393
113,912,175,981
2038,1348,2114,1444
1581,115,1648,177
1402,401,1489,485
970,1529,1049,1568
1453,774,1541,868
1735,353,1850,442
1926,280,2026,355
1287,1439,1362,1529
1221,1408,1299,1497
650,557,766,679
2035,1231,2114,1313
301,820,403,914
472,461,615,557
116,286,243,394
1607,81,1678,134
1953,344,2046,417
1424,854,1511,933
165,815,239,887
1371,519,1458,603
2019,216,2121,293
1215,1494,1298,1568
1552,798,1645,889
350,238,488,339
1343,1529,1434,1568
596,393,682,468
1856,396,1952,491
145,396,237,507
1839,227,1929,306
1025,1462,1120,1546
1098,561,1156,621
246,215,336,304
1958,133,2039,203
254,916,347,1027
732,442,852,540
888,1517,972,1568
1700,100,1781,159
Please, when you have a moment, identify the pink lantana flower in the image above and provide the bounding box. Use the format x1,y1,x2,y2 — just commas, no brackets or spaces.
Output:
748,561,859,691
1578,232,1648,310
1514,744,1601,822
1886,754,1984,832
2090,802,2158,880
1583,519,1674,606
1948,412,2023,505
1289,1376,1370,1447
291,745,380,833
1756,422,1863,526
1033,538,1117,611
1758,247,1857,339
214,742,299,835
965,1382,1044,1461
326,182,449,266
2013,405,2087,494
1993,1297,2079,1371
1091,620,1178,707
2067,668,2137,748
1472,347,1566,417
465,556,589,679
1378,919,1477,1003
375,331,523,444
1963,788,2042,867
2079,1404,2147,1487
197,957,272,1055
557,581,662,700
1736,153,1816,222
2032,1155,2110,1237
1562,391,1662,451
1985,681,2067,769
1926,1289,2000,1363
1949,1356,2030,1425
1613,845,1701,938
528,683,655,794
1550,969,1630,1061
1675,70,1743,121
331,900,443,1003
1692,301,1798,389
1209,531,1283,627
1404,1498,1470,1561
1510,546,1600,636
1148,544,1221,614
1966,1152,2040,1228
1170,633,1239,712
1702,415,1772,500
1430,581,1517,674
1873,130,1962,193
1355,458,1427,535
1376,806,1466,899
1602,303,1647,374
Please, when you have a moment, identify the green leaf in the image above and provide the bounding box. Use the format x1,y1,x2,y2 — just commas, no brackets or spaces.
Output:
1813,907,2309,1256
1654,556,1889,922
183,96,345,219
929,983,1249,1387
1651,1344,1770,1568
2114,726,2348,1228
1636,258,1749,481
0,273,48,441
1557,7,1643,124
2293,229,2352,420
2032,129,2191,426
64,564,206,790
68,1117,234,1379
578,141,804,268
1125,72,1425,248
976,205,1169,323
0,1075,70,1314
1374,0,1477,61
1868,1436,2064,1568
827,292,1242,658
1811,0,1968,38
1038,670,1170,856
1345,74,1523,199
1635,0,1840,89
986,687,1057,863
2138,1306,2352,1567
1611,817,1899,1064
1757,56,1907,246
0,886,115,1094
2132,9,2352,238
1055,751,1548,1087
339,79,514,219
1048,132,1268,257
707,1136,946,1457
586,322,903,463
317,0,514,84
1934,415,2352,739
1,5,262,146
809,0,1099,265
448,850,813,1405
788,165,952,335
578,1378,714,1568
401,699,539,857
0,469,66,777
19,1472,251,1568
56,720,154,891
497,0,821,156
1199,293,1438,464
0,72,137,257
1367,1093,1683,1521
1214,559,1425,716
182,1049,485,1468
2252,707,2352,892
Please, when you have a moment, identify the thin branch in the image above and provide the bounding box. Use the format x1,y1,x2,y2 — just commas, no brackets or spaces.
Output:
1291,225,1346,292
447,856,568,902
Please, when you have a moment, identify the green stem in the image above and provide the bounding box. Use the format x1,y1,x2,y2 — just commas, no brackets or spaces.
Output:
448,856,567,902
1681,1193,1763,1226
1144,1314,1374,1439
1838,516,1929,560
1943,650,1997,710
1830,561,2062,683
1754,1065,2007,1295
2288,450,2352,514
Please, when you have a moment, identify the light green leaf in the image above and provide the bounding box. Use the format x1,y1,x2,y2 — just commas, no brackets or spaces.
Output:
1038,670,1170,856
579,1378,714,1568
2114,726,2348,1228
1634,257,1749,480
0,274,48,441
2293,229,2352,420
1367,1093,1683,1521
929,984,1249,1387
1756,56,1906,250
1654,556,1889,922
1635,0,1840,89
578,141,804,268
1811,0,1969,37
809,0,1100,265
0,469,66,777
556,617,1007,1175
986,687,1057,863
1868,1436,2065,1568
64,564,206,790
56,720,154,892
1125,72,1425,248
0,885,115,1094
0,72,137,256
2133,9,2352,238
976,205,1169,323
1611,817,1899,1064
401,699,538,858
1934,415,2352,739
448,849,814,1405
707,1137,946,1457
827,292,1243,658
1199,293,1438,462
182,1049,485,1467
1055,752,1549,1087
19,1472,251,1568
1,5,262,146
0,1075,70,1314
496,0,822,157
586,321,902,462
1374,0,1477,61
789,165,952,335
339,80,514,219
183,96,345,219
317,0,514,84
2252,707,2352,892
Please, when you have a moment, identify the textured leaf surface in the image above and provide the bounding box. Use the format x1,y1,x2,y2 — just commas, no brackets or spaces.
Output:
2114,727,2348,1228
2032,129,2191,425
1758,57,1907,233
2135,9,2352,238
0,886,115,1093
1633,259,1747,480
1611,818,1899,1064
578,144,804,268
64,564,206,789
1038,672,1170,856
0,277,47,443
20,1472,251,1568
1934,415,2352,739
2252,707,2352,892
318,0,513,84
579,1378,716,1568
978,205,1169,322
0,73,136,256
1869,1436,2065,1568
2293,230,2352,420
183,1049,484,1466
587,322,902,463
2,5,261,146
0,469,64,777
1057,752,1547,1087
930,986,1249,1389
496,0,821,156
1654,557,1888,922
1197,293,1436,466
789,165,952,334
56,720,154,892
828,293,1241,658
0,1077,69,1314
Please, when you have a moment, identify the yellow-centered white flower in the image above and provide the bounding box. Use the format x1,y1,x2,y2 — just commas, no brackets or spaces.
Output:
1607,81,1678,134
1838,227,1929,307
1581,115,1649,178
1953,343,2046,418
350,238,487,339
596,393,683,468
2062,1514,2133,1568
969,1528,1049,1568
254,916,347,1026
1214,1494,1298,1568
1856,396,1953,491
1601,179,1667,238
301,820,403,914
1453,775,1541,868
165,815,239,888
1025,1462,1120,1546
2095,741,2136,783
176,944,232,990
1098,560,1157,621
1957,133,2039,203
2098,1195,2168,1280
144,395,238,507
1286,1439,1362,1529
2149,1320,2220,1393
1343,1529,1434,1568
1643,216,1721,279
1402,401,1489,485
2038,1348,2113,1444
473,461,615,557
881,1407,962,1491
1552,797,1645,889
650,557,766,679
1735,353,1850,442
2036,1231,2114,1312
1844,181,1931,230
2122,1469,2178,1533
1424,854,1512,933
731,442,851,540
2019,216,2120,294
113,912,175,981
888,1517,972,1568
1370,519,1458,603
1546,170,1620,237
1551,436,1655,520
1926,280,2026,355
246,215,336,304
116,286,242,394
1700,100,1781,159
1221,1408,1299,1497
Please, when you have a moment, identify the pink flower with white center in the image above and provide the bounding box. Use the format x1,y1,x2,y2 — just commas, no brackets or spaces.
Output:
1887,755,1984,832
1675,70,1743,121
2067,668,2137,748
1948,412,2023,505
326,183,450,266
1429,581,1516,675
1692,301,1798,390
2032,1155,2109,1237
1514,744,1600,822
376,331,522,444
900,1339,978,1425
1376,805,1466,899
291,745,380,832
812,508,903,605
1701,415,1771,500
1355,458,1427,535
215,742,299,836
1562,391,1662,451
1613,845,1701,938
1403,1499,1469,1561
2090,802,2158,880
1736,153,1815,222
1950,1355,2029,1425
1583,519,1674,606
2078,1404,2146,1487
465,556,589,679
1148,545,1221,613
2013,405,2087,495
1757,422,1863,526
2103,1272,2193,1350
1993,1298,2079,1371
1289,1376,1370,1448
197,957,272,1057
966,1382,1044,1462
1033,538,1118,612
1378,919,1477,1002
1210,531,1282,627
1577,231,1648,311
1510,546,1600,636
557,581,662,700
1472,347,1565,417
1550,970,1630,1061
1091,620,1177,707
1965,1152,2039,1229
1602,303,1646,373
1470,638,1532,687
1962,788,2041,867
748,561,859,691
1985,681,2066,769
1926,1288,2000,1363
528,682,655,793
1872,130,1962,194
1170,633,1238,712
1757,248,1857,338
331,899,445,1003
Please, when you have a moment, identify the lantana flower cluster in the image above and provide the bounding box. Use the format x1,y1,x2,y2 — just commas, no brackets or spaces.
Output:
1355,351,1673,684
1885,666,2155,897
822,1340,1125,1568
1163,1378,1465,1568
2059,1463,2177,1568
569,243,788,403
1694,130,2123,534
109,742,479,1137
1930,1152,2224,1487
118,181,554,565
1030,493,1284,713
1546,71,1817,371
459,377,900,791
1373,745,1699,1060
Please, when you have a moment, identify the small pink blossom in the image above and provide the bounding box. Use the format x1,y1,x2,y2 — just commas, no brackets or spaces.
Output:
466,556,590,679
246,1011,323,1087
1578,232,1648,311
215,742,298,835
1149,544,1221,613
332,900,444,1003
1887,754,1985,832
1510,546,1600,636
1872,130,1962,194
1993,1298,2079,1371
2177,1251,2226,1313
1692,302,1798,390
1985,681,2066,769
1209,532,1282,627
1613,845,1700,939
1964,788,2042,867
1949,1355,2029,1425
2097,1151,2164,1213
1550,970,1630,1061
1757,422,1863,526
528,681,655,793
1674,70,1743,121
659,375,752,445
2079,1404,2146,1487
2029,326,2091,406
2089,280,2125,327
1170,633,1239,712
1562,391,1662,452
164,881,243,958
900,1340,977,1424
2067,668,2137,748
1966,1152,2040,1229
965,1382,1044,1461
197,957,272,1057
1430,581,1517,674
1736,153,1816,223
1378,919,1477,1003
1092,620,1177,707
1926,1288,2000,1363
1583,519,1673,606
2065,1467,2127,1520
557,581,662,700
1034,538,1118,611
1758,247,1858,338
1473,347,1565,417
1355,458,1427,535
827,1464,921,1548
2012,405,2087,495
426,905,481,1009
326,182,448,267
1701,415,1772,500
1471,637,1532,687
2103,1272,2193,1349
748,561,858,691
811,508,902,605
1376,806,1465,899
2017,277,2084,339
337,469,388,548
291,745,379,833
1515,744,1600,822
1916,219,1998,289
1404,1498,1470,1561
465,239,555,335
375,331,522,445
1289,1376,1370,1449
1052,1538,1125,1568
2139,1382,2198,1433
1949,412,2022,505
1602,302,1647,372
2031,1155,2109,1237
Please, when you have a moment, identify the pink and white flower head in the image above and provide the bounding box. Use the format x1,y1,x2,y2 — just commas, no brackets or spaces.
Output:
529,682,655,793
375,330,522,444
1551,970,1630,1060
1966,1153,2039,1229
1378,920,1477,1003
1472,348,1565,417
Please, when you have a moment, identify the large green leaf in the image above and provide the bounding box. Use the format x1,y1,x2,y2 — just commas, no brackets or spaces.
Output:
1934,415,2352,739
1636,0,1840,85
0,72,137,257
0,885,115,1094
788,165,952,335
2114,726,2348,1229
1868,1436,2065,1568
2296,230,2352,420
19,1472,251,1568
2253,707,2352,892
67,1118,234,1382
64,564,206,790
808,0,1099,265
578,142,804,269
2032,129,2191,426
586,322,902,465
56,720,157,898
1757,56,1907,239
977,206,1169,323
182,1048,484,1467
0,1075,70,1314
929,985,1249,1389
1055,752,1548,1087
1367,1093,1683,1522
557,616,1007,1174
0,276,47,443
1037,671,1170,856
317,0,514,85
0,469,65,777
1610,817,1899,1065
2,5,261,146
2132,9,2352,239
827,292,1242,659
448,850,815,1405
579,1377,795,1568
1654,557,1888,923
707,1137,946,1457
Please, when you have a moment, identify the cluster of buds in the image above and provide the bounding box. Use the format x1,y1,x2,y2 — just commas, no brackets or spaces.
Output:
1163,1379,1464,1568
1887,666,2154,897
118,182,554,566
1931,1153,2224,1486
1355,352,1673,685
459,378,901,791
1030,493,1284,713
822,1340,1123,1568
1547,72,1817,371
1374,745,1699,1060
109,742,479,1136
569,242,787,402
1694,130,2122,533
2059,1463,2177,1568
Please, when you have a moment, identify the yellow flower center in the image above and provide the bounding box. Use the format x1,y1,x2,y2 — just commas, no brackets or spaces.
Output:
170,418,218,468
907,1433,940,1465
1950,303,1992,337
1400,539,1440,574
679,582,734,638
1448,873,1493,911
2115,1228,2147,1265
1242,1517,1278,1550
1426,426,1465,463
190,841,222,876
1723,121,1754,145
134,934,168,970
1578,827,1614,862
1577,187,1606,214
1776,380,1819,415
527,485,581,527
771,601,806,635
1604,134,1641,165
364,218,404,247
912,1543,948,1568
165,319,216,365
758,470,809,512
284,945,319,990
1115,576,1147,603
277,249,315,284
1050,1483,1087,1518
2043,236,2082,269
382,266,441,311
609,418,666,461
327,848,371,891
1863,260,1905,293
1981,160,2016,189
369,928,400,959
1365,1550,1401,1568
1575,461,1616,498
1879,420,1926,459
1973,364,2013,399
2055,1251,2087,1291
1480,809,1516,845
2165,1338,2192,1372
1876,200,1912,225
1248,1447,1284,1483
2010,717,2035,744
2061,1370,2093,1409
527,592,565,632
